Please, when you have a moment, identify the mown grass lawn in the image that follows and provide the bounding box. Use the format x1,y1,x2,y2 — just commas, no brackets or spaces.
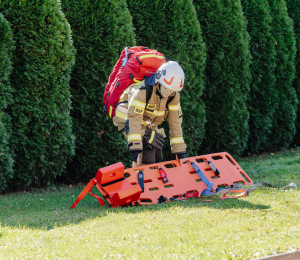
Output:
0,149,300,259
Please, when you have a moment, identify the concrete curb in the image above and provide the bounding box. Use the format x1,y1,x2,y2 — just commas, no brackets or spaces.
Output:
251,250,300,260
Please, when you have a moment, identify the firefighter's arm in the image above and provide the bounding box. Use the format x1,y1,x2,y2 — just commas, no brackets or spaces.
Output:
125,89,146,163
167,93,187,159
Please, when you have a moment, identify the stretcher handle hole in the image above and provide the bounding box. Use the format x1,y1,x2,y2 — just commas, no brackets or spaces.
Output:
196,158,206,163
164,163,177,168
149,187,159,191
204,167,212,171
226,155,236,166
134,168,145,172
124,172,130,178
144,179,152,183
131,182,137,186
212,155,223,160
173,194,181,198
164,184,174,188
233,181,245,185
217,184,227,188
140,199,152,203
196,179,203,182
211,176,220,179
186,190,198,193
189,170,196,174
240,172,250,183
149,166,158,170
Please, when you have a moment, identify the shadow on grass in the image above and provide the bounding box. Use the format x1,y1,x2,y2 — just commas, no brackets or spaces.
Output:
0,186,270,230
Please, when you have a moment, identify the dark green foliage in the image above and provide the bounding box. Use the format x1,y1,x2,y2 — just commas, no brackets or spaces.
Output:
0,13,13,110
241,0,276,153
127,0,206,159
60,0,135,182
286,0,300,145
194,0,251,156
0,13,14,191
266,0,297,150
0,0,76,188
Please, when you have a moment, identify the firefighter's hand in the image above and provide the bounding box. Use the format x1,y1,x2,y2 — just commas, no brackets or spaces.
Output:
132,161,137,168
132,152,140,168
176,154,185,166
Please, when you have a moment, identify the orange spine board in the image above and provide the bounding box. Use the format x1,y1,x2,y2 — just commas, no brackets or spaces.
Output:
124,152,253,205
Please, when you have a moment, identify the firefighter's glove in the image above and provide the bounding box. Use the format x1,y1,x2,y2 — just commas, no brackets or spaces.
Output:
143,129,165,149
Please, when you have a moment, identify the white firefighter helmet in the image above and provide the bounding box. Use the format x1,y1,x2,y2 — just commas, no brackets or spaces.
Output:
155,61,185,91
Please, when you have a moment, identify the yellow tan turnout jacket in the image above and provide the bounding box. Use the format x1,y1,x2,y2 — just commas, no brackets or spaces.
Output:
113,80,186,155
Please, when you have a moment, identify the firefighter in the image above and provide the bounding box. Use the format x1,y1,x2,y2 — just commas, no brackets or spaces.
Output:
113,61,186,167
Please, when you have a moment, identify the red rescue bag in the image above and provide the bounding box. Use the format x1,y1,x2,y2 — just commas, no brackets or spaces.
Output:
103,46,166,118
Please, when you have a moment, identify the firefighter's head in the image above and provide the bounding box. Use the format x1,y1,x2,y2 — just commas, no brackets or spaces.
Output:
159,84,174,98
155,61,185,94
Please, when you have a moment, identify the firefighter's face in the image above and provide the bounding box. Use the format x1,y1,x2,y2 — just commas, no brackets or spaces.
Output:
160,84,173,98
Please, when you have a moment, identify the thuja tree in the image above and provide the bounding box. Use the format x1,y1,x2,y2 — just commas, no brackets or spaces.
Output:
127,0,206,159
266,0,297,150
285,0,300,145
194,0,251,156
61,0,135,182
0,13,14,191
0,0,76,188
241,0,276,153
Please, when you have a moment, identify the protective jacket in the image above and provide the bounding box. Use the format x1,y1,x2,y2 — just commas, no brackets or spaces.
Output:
113,77,186,155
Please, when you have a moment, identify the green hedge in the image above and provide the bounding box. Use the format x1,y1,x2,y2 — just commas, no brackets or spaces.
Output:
0,0,76,188
266,0,297,150
285,0,300,145
194,0,251,156
0,13,14,191
241,0,276,153
61,0,135,182
127,0,206,159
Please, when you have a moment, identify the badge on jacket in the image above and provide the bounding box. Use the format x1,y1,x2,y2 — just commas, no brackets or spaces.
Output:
146,104,156,110
134,107,144,114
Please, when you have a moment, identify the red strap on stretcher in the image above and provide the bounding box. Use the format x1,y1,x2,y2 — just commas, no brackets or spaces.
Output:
88,190,105,206
219,189,248,199
71,179,96,209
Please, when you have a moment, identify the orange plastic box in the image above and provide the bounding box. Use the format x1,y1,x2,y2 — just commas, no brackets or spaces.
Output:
71,162,142,208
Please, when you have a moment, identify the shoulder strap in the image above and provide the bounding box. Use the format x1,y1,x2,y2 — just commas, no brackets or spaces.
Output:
146,85,153,104
140,76,153,107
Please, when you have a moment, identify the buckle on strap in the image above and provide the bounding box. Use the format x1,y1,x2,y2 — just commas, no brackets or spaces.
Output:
142,118,155,129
